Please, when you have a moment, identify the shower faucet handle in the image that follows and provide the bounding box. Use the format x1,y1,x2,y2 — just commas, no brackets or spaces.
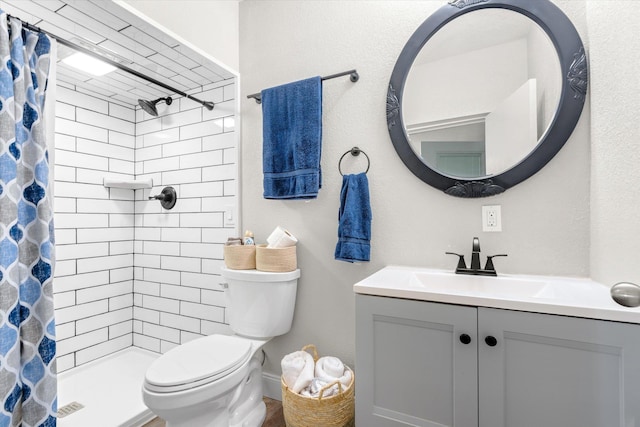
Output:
148,186,177,210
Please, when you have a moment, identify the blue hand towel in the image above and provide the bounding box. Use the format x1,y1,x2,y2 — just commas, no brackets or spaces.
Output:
335,173,372,263
261,76,322,199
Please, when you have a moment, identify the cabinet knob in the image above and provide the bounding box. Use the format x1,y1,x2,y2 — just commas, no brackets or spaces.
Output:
459,333,472,345
485,336,498,347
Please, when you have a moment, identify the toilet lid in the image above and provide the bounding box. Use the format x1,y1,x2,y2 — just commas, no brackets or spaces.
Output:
144,335,252,392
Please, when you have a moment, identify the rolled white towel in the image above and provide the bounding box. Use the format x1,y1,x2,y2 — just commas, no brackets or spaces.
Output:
315,356,352,387
300,378,342,398
281,350,315,393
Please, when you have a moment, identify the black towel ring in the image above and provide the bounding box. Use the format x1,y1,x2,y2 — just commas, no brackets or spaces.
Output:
339,147,370,176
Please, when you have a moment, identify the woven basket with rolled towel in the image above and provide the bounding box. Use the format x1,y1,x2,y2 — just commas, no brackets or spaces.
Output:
280,344,354,427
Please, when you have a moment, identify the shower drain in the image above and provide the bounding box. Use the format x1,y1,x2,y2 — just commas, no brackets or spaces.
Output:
57,401,84,418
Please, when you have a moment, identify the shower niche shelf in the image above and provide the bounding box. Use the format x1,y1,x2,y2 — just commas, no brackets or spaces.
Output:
103,178,153,190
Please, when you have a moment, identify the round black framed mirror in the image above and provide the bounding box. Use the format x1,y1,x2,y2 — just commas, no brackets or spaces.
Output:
387,0,588,198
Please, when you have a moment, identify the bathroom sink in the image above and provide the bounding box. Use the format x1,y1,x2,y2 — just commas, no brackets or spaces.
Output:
408,270,549,299
353,265,640,324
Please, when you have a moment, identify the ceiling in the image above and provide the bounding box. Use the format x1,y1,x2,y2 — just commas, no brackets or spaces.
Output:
1,0,235,107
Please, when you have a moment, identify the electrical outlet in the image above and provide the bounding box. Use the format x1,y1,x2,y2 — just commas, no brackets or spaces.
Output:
482,205,502,232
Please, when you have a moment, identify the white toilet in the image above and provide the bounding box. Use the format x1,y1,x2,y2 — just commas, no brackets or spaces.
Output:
142,267,300,427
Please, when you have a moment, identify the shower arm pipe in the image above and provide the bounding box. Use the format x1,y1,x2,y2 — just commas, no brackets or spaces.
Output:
246,69,359,104
10,15,215,111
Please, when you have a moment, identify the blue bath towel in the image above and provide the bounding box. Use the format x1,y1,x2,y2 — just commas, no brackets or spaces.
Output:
335,173,372,262
262,76,322,199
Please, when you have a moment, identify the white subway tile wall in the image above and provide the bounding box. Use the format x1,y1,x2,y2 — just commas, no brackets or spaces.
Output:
54,78,237,372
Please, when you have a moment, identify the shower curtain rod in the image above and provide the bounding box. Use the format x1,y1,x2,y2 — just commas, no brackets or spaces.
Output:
246,69,359,104
8,14,215,111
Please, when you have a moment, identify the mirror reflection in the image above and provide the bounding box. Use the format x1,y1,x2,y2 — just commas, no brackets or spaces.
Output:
402,9,561,178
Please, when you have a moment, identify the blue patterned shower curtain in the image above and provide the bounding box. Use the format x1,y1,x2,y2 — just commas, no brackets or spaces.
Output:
0,11,56,427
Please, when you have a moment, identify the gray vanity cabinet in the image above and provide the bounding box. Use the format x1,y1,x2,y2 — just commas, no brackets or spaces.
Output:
478,307,640,427
355,294,640,427
355,295,478,427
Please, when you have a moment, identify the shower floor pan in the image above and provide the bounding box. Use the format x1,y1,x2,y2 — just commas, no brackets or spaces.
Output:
57,347,159,427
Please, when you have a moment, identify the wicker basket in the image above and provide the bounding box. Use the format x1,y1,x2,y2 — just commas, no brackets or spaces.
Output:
256,244,297,272
223,245,256,270
281,345,355,427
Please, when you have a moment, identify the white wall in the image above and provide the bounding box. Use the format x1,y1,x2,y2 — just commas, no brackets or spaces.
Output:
132,82,238,354
527,23,561,138
588,1,640,286
54,83,136,372
122,0,240,73
53,77,239,369
403,38,528,125
239,0,590,376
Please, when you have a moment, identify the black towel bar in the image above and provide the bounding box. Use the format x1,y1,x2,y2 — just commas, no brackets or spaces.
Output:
339,147,370,176
247,69,359,104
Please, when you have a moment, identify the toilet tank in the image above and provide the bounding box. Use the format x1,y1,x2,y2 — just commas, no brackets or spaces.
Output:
221,267,300,338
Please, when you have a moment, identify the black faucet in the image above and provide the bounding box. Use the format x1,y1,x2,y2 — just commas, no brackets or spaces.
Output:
470,237,481,270
446,237,507,276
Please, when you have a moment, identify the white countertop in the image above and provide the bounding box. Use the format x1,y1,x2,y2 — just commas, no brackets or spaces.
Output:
353,265,640,324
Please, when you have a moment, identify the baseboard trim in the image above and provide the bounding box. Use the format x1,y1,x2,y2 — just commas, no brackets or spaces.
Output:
262,372,282,401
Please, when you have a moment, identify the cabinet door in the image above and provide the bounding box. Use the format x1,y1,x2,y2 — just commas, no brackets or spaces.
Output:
478,308,640,427
356,295,478,427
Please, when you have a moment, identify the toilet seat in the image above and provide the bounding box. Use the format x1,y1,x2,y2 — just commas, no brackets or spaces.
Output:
144,335,253,393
